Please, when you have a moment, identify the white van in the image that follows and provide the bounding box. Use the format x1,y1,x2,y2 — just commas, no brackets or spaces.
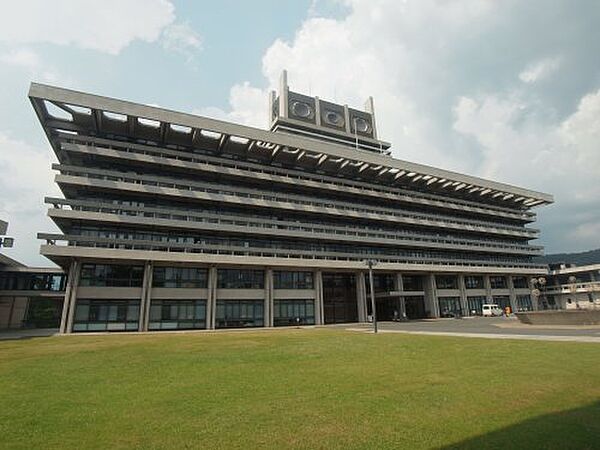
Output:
482,304,502,317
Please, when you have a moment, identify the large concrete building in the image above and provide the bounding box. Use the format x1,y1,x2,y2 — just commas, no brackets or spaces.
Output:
28,72,553,333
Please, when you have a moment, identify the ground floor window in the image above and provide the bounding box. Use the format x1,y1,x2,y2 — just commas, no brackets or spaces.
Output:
493,295,511,311
73,299,140,332
216,300,264,328
405,296,426,319
149,300,206,330
274,299,315,326
516,295,533,312
438,296,462,317
467,296,486,315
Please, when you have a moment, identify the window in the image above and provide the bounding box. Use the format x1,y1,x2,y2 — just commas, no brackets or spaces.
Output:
273,271,314,289
72,299,140,332
152,267,208,288
467,296,486,315
490,276,507,289
493,295,511,310
217,269,264,289
148,300,206,330
79,264,144,287
0,272,66,291
512,276,528,289
366,273,396,293
438,296,462,317
516,295,532,311
215,300,264,328
464,276,484,289
274,299,315,326
402,275,423,291
436,275,458,290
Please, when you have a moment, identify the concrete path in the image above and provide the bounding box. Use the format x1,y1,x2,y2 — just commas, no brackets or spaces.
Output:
346,317,600,343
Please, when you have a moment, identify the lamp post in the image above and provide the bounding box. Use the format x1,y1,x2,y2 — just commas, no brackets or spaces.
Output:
363,259,378,333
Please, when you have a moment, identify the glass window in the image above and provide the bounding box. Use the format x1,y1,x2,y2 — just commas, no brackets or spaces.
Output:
438,296,462,317
512,277,528,289
493,295,511,310
467,296,486,315
274,299,315,326
436,275,458,290
152,267,208,288
464,276,484,289
490,276,507,289
402,275,423,291
215,300,264,328
73,299,140,332
148,300,206,330
217,269,264,289
516,295,532,311
366,273,396,294
79,264,144,287
0,272,66,291
273,271,314,289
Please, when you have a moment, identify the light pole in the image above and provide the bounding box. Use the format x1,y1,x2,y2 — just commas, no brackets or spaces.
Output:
363,259,378,333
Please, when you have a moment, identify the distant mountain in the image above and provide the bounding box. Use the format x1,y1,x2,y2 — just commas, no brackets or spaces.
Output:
535,248,600,266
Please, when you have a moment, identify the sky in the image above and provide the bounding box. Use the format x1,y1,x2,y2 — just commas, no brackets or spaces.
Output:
0,0,599,267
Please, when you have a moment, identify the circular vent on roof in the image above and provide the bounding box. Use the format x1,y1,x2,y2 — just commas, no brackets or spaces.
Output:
291,101,313,119
323,110,344,127
353,117,371,133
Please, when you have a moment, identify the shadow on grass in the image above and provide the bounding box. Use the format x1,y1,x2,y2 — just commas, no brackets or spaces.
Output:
442,401,600,449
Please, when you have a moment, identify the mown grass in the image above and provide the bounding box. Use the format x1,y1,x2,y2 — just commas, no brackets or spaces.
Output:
0,328,599,449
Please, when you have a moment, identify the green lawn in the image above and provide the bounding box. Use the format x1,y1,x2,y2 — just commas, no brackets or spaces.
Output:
1,329,599,449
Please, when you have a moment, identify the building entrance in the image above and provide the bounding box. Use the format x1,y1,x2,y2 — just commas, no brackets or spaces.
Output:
322,273,358,324
404,296,426,319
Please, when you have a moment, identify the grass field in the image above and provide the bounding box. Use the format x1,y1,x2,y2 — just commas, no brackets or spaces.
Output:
1,328,599,449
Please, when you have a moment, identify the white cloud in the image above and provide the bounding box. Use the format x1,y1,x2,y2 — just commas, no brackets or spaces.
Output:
452,88,600,251
519,57,562,83
198,0,600,252
0,48,41,69
193,82,269,129
0,132,61,266
161,22,202,62
0,0,176,55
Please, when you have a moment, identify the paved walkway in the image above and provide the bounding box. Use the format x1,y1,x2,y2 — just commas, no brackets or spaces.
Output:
346,317,600,343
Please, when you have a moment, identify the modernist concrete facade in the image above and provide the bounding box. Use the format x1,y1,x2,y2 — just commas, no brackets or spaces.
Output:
542,263,600,310
28,73,553,333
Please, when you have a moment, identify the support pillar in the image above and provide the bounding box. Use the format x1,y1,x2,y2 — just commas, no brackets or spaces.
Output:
139,261,153,332
395,273,406,320
65,260,82,334
356,272,367,322
508,275,517,313
207,266,217,329
265,268,273,327
458,274,468,316
59,260,79,334
314,270,323,325
424,274,439,318
484,275,493,304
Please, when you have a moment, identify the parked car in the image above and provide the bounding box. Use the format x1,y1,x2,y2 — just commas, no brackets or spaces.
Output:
482,304,502,317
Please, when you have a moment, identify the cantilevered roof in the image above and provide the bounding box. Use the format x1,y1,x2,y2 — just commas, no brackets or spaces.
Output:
29,82,553,208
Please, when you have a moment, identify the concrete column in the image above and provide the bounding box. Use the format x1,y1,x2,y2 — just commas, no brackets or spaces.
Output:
314,270,323,325
507,275,517,313
395,273,406,319
139,261,153,332
356,272,367,322
65,261,82,334
207,266,217,329
424,274,439,318
458,274,468,316
59,260,79,334
265,268,273,327
484,275,493,303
